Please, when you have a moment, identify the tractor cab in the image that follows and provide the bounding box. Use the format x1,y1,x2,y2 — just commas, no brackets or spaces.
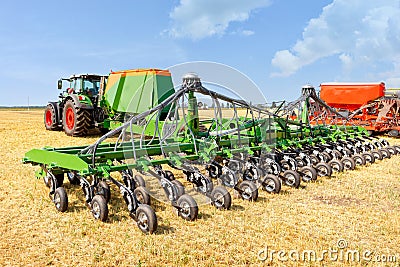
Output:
58,74,107,103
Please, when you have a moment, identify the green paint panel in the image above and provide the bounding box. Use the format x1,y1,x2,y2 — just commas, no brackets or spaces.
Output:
24,149,89,172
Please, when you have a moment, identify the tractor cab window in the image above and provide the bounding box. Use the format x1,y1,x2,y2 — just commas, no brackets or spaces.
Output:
83,79,100,97
72,79,82,93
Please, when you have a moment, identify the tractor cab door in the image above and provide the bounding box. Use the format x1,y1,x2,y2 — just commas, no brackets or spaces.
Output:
82,78,100,97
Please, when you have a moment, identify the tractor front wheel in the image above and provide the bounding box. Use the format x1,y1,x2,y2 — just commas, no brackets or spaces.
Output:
44,104,60,130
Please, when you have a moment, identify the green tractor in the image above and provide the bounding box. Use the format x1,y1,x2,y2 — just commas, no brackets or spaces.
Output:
44,69,175,136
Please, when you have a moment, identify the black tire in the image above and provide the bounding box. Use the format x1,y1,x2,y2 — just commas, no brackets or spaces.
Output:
261,174,281,193
62,99,91,136
135,204,157,234
329,159,344,172
207,165,219,178
211,186,232,210
164,170,175,181
315,162,332,177
394,145,400,154
44,104,60,130
352,154,366,166
341,157,355,171
279,160,290,171
321,151,332,162
91,195,108,222
134,174,146,187
295,156,305,168
53,187,68,212
177,194,198,221
386,146,396,156
379,148,390,159
332,149,343,159
362,152,375,164
171,179,185,198
97,181,111,203
300,166,317,182
67,172,80,185
309,154,319,164
134,186,151,205
282,170,301,188
237,180,258,201
372,150,383,160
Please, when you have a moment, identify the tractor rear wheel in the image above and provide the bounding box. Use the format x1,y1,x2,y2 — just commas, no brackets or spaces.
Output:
62,100,91,136
44,104,60,130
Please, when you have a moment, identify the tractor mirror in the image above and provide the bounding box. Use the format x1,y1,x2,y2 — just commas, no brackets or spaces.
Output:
57,80,62,90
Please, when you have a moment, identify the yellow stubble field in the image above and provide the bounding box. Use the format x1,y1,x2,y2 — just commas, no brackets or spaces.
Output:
0,109,399,266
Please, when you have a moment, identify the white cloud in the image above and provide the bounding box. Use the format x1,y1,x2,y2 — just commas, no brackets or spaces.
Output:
271,0,400,78
240,30,255,36
167,0,270,40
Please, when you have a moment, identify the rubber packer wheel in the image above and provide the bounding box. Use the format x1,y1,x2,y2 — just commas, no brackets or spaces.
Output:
341,157,355,170
237,180,258,201
211,186,231,210
134,186,151,205
386,146,397,156
352,154,366,166
97,181,111,203
261,174,281,193
91,195,108,222
282,170,301,188
379,148,391,159
362,152,375,164
171,179,185,198
329,159,344,172
134,174,146,187
315,162,332,177
300,166,317,182
372,150,383,161
62,99,91,136
135,204,157,234
177,194,198,221
53,187,68,212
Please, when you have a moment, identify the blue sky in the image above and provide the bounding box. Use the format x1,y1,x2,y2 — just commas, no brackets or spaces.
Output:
1,0,399,106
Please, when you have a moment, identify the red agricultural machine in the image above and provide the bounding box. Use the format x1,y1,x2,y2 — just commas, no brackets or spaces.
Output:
309,82,400,137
